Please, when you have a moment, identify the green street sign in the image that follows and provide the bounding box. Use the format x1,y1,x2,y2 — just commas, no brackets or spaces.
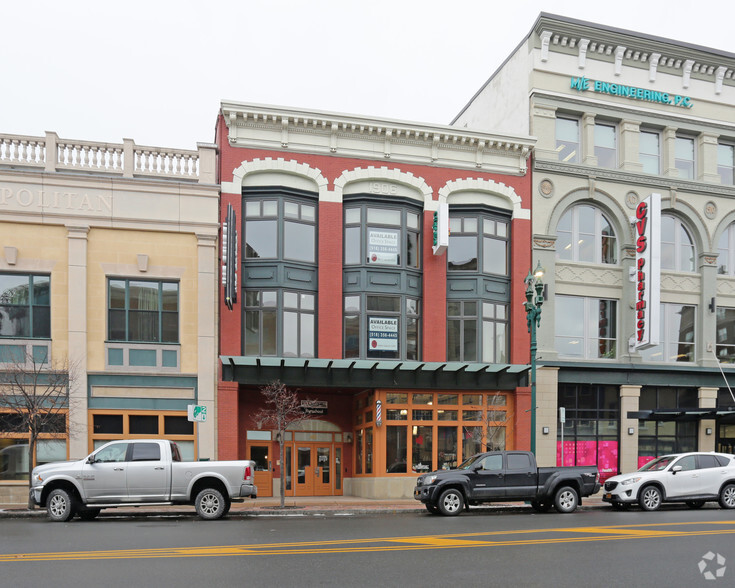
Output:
188,404,207,422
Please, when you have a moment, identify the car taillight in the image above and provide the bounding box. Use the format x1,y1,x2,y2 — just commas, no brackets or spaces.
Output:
244,465,252,481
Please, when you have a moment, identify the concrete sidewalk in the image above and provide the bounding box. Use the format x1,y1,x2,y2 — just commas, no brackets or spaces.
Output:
0,492,608,519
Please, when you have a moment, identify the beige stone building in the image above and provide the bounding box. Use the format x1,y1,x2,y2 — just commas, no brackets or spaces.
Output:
0,132,219,502
454,13,735,479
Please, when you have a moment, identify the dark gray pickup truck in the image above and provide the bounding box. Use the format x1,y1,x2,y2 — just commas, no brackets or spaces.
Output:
414,450,600,515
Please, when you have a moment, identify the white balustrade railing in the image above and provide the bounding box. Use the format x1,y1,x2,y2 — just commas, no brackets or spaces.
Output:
0,132,215,183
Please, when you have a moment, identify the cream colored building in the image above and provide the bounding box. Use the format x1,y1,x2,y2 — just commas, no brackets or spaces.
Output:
0,132,219,502
454,13,735,478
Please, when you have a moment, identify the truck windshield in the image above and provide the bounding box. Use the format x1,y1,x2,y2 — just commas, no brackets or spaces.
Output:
456,454,483,470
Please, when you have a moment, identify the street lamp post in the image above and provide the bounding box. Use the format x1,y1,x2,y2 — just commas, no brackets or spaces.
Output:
524,261,545,455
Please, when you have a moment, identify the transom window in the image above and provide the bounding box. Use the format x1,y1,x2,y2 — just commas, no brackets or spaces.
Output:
718,143,735,185
594,123,617,169
675,135,695,179
556,116,579,163
108,279,178,343
638,304,696,363
555,296,617,359
0,273,50,339
556,204,617,264
447,301,507,362
640,129,661,175
661,215,695,272
447,215,509,275
344,205,420,269
244,289,315,358
244,197,316,263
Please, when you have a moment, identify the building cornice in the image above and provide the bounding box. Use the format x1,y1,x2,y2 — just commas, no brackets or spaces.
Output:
221,101,535,176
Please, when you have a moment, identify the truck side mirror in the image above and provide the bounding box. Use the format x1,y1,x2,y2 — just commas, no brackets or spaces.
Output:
671,465,682,474
86,456,96,464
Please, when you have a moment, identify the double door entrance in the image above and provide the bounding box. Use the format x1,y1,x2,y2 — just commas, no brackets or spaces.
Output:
287,442,342,496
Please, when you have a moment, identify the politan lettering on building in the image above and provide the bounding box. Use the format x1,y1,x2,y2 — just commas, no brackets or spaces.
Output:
570,77,693,108
0,186,112,213
634,193,661,350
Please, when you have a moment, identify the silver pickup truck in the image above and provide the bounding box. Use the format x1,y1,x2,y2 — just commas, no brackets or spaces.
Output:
30,439,257,521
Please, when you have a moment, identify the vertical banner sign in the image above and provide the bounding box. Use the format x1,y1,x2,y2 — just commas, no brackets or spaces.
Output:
634,193,661,349
432,202,449,255
223,204,238,310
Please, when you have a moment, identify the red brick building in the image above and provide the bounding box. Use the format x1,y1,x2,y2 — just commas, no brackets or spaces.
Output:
215,102,535,498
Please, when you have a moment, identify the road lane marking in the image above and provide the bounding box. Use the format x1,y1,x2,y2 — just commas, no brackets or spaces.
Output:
4,521,735,563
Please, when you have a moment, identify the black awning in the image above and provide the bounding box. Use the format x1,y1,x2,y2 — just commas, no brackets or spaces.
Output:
220,356,529,390
628,408,735,422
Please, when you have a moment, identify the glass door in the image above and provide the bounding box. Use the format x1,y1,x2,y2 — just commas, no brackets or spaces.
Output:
314,446,331,496
249,443,272,498
295,446,314,495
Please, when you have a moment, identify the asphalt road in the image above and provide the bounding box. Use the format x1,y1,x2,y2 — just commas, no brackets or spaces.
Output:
2,506,734,587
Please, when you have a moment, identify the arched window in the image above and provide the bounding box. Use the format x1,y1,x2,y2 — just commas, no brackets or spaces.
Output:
556,204,617,264
717,223,735,275
661,215,695,272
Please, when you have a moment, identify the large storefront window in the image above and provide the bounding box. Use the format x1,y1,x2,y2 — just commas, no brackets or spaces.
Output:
371,391,512,476
637,387,698,467
89,410,196,460
557,385,618,482
0,273,51,339
0,410,67,479
638,304,696,363
555,296,617,359
108,279,179,343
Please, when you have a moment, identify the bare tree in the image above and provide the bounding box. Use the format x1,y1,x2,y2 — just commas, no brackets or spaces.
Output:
252,380,318,508
0,350,75,508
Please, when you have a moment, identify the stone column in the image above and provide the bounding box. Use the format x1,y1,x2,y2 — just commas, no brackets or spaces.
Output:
619,385,641,474
197,233,218,459
67,225,89,459
535,366,559,467
699,253,719,368
619,120,643,173
699,387,718,452
698,133,721,184
530,103,559,161
581,114,597,166
663,127,677,177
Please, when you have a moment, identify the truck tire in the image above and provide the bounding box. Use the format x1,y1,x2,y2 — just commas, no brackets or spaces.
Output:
77,508,101,520
719,483,735,509
531,500,552,513
553,486,578,513
194,488,227,520
46,488,75,522
437,488,464,516
638,485,662,511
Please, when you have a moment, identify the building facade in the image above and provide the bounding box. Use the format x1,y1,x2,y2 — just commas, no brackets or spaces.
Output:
454,13,735,479
0,132,219,502
216,102,536,498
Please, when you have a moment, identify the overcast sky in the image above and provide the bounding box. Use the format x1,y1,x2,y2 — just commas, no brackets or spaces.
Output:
2,0,731,149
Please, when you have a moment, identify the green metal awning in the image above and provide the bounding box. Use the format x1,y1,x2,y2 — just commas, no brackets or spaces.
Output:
220,356,529,390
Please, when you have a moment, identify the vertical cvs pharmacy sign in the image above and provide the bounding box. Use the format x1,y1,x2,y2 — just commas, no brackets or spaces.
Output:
634,193,661,349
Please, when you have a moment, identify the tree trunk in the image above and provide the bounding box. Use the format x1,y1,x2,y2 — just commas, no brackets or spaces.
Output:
279,435,285,508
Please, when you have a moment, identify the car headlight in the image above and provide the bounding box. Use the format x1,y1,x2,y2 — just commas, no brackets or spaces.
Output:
423,475,437,486
621,477,641,486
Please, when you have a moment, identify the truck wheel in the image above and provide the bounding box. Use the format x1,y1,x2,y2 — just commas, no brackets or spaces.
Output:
46,488,75,522
554,486,578,513
531,500,552,513
425,504,440,515
77,509,101,521
638,485,662,511
437,488,464,516
195,488,227,520
719,483,735,509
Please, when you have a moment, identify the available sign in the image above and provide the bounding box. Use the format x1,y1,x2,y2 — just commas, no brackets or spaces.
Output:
367,229,399,265
187,404,207,422
368,316,398,351
634,193,661,349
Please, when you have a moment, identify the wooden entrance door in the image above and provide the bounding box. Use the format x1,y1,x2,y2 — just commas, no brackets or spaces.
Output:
295,445,314,495
249,443,272,498
313,446,332,496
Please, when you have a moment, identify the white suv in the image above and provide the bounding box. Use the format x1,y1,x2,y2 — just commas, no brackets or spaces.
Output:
602,452,735,511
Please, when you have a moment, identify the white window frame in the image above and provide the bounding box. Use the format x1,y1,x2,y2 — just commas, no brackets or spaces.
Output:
674,134,696,180
555,116,580,163
594,122,617,169
718,142,735,186
555,295,617,360
661,215,695,272
556,205,617,264
640,129,661,175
